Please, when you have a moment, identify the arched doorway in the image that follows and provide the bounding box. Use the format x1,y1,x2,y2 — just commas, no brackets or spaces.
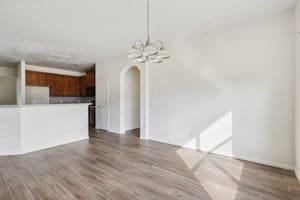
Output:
124,67,140,137
120,65,147,139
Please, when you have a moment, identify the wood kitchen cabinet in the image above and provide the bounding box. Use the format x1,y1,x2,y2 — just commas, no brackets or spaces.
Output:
85,70,95,87
65,76,81,97
50,75,65,96
39,72,52,86
81,76,86,96
26,69,95,97
26,71,40,86
89,106,96,127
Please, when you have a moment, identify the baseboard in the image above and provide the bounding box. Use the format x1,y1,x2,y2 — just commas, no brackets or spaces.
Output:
19,137,89,155
125,126,140,132
107,128,124,134
231,153,294,170
148,137,294,170
295,168,300,182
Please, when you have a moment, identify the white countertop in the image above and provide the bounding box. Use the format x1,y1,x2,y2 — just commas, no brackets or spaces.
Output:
0,103,91,108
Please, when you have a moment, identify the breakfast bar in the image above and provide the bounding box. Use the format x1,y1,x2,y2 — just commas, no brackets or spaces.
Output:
0,103,90,155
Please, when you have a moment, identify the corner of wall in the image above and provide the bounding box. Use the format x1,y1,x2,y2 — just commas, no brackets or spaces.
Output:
107,128,124,134
296,168,300,182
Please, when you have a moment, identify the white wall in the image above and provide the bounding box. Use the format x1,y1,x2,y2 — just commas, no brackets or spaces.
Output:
295,2,300,180
0,107,20,155
125,67,140,130
96,59,147,134
97,9,295,169
0,66,17,78
0,77,17,105
0,66,17,105
148,10,295,169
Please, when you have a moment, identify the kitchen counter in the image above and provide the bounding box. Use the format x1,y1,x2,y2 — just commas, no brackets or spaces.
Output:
0,103,90,155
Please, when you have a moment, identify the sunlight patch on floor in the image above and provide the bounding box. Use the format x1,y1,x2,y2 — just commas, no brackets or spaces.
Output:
175,111,249,198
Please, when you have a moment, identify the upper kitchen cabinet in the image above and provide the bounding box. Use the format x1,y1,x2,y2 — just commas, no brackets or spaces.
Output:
26,71,51,86
26,71,40,86
85,70,95,87
81,76,86,96
65,76,81,97
50,75,65,96
25,68,95,97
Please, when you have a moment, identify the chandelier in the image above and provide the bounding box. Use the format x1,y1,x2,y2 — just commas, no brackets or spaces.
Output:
128,0,169,64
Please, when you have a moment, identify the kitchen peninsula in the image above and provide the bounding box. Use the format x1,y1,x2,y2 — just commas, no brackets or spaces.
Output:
0,103,90,155
0,61,92,156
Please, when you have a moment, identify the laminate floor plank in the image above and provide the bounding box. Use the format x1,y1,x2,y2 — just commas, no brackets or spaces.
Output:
0,128,298,200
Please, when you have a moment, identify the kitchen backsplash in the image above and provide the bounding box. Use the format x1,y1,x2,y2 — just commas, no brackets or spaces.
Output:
50,97,95,104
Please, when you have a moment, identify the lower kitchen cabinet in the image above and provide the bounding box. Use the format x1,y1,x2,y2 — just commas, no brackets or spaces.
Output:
89,106,96,127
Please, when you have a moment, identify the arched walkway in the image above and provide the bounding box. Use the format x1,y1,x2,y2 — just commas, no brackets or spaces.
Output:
120,65,148,139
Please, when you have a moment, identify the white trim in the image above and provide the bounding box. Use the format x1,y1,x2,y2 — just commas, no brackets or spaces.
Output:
231,153,294,170
296,168,300,182
26,64,86,77
148,136,294,170
108,128,120,134
125,125,140,132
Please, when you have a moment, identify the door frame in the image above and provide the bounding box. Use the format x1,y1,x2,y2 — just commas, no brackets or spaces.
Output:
120,64,148,139
96,76,109,130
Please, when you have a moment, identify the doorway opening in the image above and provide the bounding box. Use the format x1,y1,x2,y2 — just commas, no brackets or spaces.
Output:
124,67,140,137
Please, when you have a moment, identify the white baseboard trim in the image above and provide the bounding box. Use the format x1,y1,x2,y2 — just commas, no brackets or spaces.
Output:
125,126,140,132
295,168,300,182
230,153,294,170
148,137,294,170
107,129,124,134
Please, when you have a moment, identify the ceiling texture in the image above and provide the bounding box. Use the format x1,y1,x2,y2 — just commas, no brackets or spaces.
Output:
0,0,296,71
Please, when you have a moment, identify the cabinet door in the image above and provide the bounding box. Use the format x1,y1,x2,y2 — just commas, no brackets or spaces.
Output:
26,71,39,86
50,75,65,96
91,71,95,86
85,70,95,87
65,76,81,96
38,72,52,86
86,72,91,87
81,76,86,96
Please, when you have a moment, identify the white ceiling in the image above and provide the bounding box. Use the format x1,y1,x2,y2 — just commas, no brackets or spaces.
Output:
0,0,296,71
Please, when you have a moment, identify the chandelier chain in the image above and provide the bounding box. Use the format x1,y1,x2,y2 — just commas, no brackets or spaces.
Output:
147,0,150,42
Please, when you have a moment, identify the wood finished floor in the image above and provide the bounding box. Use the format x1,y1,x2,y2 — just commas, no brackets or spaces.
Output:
0,129,299,200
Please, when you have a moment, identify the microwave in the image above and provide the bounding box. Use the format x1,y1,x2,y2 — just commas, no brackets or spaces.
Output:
86,87,95,97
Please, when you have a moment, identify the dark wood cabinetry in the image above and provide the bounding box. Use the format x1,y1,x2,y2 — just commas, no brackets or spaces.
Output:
50,75,66,96
89,106,96,127
85,71,95,87
65,76,82,97
81,76,87,96
26,70,95,97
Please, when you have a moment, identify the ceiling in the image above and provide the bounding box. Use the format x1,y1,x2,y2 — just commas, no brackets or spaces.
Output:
0,0,296,71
